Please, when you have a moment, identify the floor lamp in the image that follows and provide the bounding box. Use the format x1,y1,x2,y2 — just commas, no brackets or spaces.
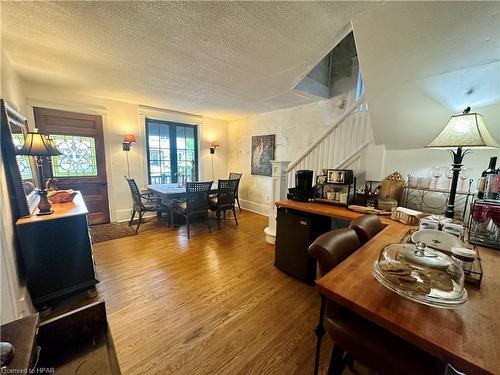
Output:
123,134,136,178
426,107,498,218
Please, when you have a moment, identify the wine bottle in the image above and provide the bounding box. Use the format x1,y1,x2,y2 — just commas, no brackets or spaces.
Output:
484,157,497,199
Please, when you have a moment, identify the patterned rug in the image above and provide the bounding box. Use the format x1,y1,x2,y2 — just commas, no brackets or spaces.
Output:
89,221,137,243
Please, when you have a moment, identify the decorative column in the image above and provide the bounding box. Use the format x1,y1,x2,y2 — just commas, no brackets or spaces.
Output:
264,160,290,244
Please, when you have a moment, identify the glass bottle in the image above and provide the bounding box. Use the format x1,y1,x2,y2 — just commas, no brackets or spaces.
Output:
484,157,497,199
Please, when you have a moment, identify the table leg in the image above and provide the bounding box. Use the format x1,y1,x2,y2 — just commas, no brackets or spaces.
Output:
313,295,326,375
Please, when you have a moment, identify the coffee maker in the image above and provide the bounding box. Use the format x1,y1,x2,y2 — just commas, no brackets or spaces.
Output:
287,170,315,202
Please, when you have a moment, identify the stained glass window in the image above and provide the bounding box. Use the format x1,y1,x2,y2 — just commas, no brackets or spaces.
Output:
11,133,33,180
50,135,98,177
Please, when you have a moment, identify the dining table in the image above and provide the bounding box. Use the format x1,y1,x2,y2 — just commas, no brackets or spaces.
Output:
275,200,500,375
147,182,218,201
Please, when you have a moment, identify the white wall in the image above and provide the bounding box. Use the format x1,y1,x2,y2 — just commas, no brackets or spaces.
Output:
382,148,499,190
0,50,33,323
228,95,351,215
22,81,228,222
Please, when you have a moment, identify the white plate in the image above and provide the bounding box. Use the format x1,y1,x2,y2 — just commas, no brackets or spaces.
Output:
411,229,463,254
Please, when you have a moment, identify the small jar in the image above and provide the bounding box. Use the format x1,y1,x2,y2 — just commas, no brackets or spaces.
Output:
451,247,476,272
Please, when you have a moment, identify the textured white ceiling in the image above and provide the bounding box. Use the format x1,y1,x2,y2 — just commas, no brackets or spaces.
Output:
1,1,370,119
352,1,500,149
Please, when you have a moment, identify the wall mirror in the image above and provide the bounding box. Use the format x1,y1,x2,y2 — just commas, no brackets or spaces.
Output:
1,99,39,218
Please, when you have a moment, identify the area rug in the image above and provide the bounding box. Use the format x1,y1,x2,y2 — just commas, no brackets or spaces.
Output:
89,221,137,243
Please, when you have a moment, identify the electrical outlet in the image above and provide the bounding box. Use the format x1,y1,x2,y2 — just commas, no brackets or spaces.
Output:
265,194,271,202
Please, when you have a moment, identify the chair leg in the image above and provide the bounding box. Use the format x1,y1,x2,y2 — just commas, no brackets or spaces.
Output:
217,210,221,229
129,209,136,226
136,211,144,234
186,215,190,239
327,344,346,375
170,210,175,229
206,213,211,234
313,296,326,375
343,353,355,369
233,207,238,226
236,196,241,212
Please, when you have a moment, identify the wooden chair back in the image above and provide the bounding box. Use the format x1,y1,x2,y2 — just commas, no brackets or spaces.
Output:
186,181,213,214
229,172,242,195
125,176,144,210
216,179,238,209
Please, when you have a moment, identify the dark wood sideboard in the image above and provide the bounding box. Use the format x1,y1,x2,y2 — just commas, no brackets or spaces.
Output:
0,301,121,374
15,192,98,306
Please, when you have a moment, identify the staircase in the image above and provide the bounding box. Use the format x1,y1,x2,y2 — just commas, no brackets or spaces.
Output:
286,95,372,188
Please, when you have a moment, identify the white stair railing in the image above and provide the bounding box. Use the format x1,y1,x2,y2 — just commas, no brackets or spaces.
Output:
286,95,372,187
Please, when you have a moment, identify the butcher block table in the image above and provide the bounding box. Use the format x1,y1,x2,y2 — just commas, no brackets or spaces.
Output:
275,200,500,374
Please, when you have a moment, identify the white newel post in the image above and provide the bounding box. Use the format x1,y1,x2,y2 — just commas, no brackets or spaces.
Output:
264,160,290,244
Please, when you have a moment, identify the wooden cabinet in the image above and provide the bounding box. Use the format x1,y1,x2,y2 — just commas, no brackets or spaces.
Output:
16,192,98,306
0,314,39,372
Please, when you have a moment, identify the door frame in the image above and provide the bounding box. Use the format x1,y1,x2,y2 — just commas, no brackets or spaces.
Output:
144,118,199,184
137,106,203,188
26,98,114,221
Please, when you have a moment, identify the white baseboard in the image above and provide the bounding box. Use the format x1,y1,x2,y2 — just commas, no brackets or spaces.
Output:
115,202,269,222
239,199,270,217
114,209,156,223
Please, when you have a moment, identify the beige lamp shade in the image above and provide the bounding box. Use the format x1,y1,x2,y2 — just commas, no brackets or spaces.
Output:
16,128,53,156
426,113,499,149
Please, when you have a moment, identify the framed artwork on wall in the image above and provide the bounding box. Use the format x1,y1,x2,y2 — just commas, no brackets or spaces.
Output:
251,134,275,177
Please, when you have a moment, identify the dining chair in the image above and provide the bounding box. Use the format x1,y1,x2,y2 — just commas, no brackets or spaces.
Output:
125,176,168,234
209,179,238,229
228,172,242,212
308,228,445,375
349,214,386,244
171,181,213,239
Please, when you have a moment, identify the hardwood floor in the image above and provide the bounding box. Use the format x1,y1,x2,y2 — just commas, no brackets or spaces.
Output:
92,210,359,375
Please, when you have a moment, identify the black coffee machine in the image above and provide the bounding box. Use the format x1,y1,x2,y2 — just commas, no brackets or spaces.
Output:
287,170,315,202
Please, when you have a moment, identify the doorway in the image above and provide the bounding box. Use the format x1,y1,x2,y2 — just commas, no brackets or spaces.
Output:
34,107,110,225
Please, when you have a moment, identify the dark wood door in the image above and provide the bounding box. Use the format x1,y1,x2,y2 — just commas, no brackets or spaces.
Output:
34,107,110,225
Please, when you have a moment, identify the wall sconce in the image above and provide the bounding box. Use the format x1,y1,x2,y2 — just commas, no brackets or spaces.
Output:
123,134,136,177
210,143,220,180
209,143,220,154
123,134,136,151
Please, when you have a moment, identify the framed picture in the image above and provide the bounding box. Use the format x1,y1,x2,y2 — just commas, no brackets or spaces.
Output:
251,134,275,177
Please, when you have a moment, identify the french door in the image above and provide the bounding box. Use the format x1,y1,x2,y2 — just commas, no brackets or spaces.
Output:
145,118,198,184
34,107,110,225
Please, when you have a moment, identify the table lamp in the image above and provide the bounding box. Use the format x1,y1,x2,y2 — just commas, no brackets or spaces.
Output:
426,107,498,218
44,135,62,190
17,128,61,215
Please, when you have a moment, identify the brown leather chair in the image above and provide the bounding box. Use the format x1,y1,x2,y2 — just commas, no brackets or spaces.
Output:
308,228,445,375
349,214,385,244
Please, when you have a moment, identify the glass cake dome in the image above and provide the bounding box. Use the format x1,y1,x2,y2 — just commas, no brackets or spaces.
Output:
373,242,467,308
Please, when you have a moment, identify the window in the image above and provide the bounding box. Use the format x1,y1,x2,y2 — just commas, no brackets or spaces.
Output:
50,135,98,177
146,119,198,184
